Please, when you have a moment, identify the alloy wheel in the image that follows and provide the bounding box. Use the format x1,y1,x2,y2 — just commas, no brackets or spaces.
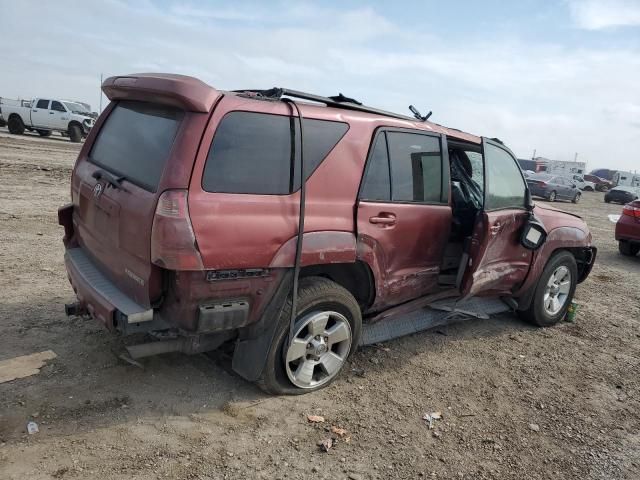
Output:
284,310,352,389
543,266,572,315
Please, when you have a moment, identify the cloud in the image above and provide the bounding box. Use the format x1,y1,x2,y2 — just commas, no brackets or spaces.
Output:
568,0,640,30
0,1,639,170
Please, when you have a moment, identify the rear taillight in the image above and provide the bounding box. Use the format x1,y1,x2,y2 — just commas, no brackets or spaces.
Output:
151,189,204,270
622,203,640,220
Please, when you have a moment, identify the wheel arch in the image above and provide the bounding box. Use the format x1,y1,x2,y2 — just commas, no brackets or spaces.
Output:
299,260,375,310
67,119,83,131
514,227,596,310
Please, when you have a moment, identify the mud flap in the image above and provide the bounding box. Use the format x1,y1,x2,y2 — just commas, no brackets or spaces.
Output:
231,271,293,382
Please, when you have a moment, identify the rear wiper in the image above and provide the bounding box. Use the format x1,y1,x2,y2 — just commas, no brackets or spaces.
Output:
92,169,124,189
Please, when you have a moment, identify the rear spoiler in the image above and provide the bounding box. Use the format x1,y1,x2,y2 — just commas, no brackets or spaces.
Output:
102,73,220,113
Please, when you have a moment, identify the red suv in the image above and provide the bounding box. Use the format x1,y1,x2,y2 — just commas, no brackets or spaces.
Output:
616,200,640,256
59,74,596,394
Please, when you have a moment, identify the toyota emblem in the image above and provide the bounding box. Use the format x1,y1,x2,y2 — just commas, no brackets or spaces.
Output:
93,183,104,198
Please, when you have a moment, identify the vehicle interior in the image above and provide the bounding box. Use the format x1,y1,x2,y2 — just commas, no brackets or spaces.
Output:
438,139,485,287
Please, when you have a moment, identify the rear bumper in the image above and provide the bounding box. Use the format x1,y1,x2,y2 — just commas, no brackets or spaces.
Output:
64,247,154,331
615,216,640,242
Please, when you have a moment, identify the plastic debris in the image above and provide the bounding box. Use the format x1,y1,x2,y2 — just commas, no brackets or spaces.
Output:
423,412,442,429
529,423,540,432
307,415,325,423
27,421,39,435
318,438,333,452
565,302,579,323
608,214,620,223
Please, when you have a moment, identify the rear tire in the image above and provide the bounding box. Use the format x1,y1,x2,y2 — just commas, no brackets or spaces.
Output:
619,241,640,257
37,129,51,137
572,192,581,203
68,124,82,143
518,251,577,327
548,191,557,202
257,276,362,395
7,116,25,135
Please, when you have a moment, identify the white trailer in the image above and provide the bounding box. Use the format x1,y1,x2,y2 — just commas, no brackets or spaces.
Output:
541,160,595,191
544,160,586,176
613,171,640,187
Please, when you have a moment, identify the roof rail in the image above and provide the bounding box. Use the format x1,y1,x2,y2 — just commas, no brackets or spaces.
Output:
233,87,423,123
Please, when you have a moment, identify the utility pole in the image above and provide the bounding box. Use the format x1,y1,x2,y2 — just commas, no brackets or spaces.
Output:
99,73,103,112
532,149,536,160
574,152,578,162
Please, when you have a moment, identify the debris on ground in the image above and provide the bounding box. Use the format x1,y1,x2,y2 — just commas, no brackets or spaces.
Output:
0,350,57,384
423,412,442,429
529,423,540,432
331,426,348,437
27,421,39,435
318,438,333,452
307,415,325,423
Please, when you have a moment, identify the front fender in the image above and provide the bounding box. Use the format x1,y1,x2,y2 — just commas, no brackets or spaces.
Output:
514,226,593,306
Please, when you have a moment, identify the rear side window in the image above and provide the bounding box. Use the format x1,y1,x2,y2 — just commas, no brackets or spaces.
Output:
36,99,49,109
89,101,183,192
360,134,391,201
202,112,348,194
51,101,66,112
387,132,444,203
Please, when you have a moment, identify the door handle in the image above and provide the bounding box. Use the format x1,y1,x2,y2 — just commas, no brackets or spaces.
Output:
49,111,54,114
32,109,38,112
369,214,396,226
490,222,502,235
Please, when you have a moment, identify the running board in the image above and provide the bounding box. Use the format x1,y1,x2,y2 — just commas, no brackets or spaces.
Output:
360,297,511,346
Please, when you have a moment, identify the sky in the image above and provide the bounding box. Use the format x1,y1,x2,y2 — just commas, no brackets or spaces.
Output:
1,0,639,171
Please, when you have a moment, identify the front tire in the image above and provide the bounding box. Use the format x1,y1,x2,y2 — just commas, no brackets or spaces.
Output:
519,251,577,327
548,191,557,202
572,192,581,203
257,277,362,395
619,240,640,257
7,116,25,135
68,124,82,143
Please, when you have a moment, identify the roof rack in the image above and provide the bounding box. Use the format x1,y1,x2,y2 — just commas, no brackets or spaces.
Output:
233,87,425,123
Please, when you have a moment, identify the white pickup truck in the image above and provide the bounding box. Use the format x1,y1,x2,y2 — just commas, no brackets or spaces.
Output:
0,97,95,142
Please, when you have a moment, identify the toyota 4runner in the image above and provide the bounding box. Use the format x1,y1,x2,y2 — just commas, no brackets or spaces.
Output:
59,73,596,394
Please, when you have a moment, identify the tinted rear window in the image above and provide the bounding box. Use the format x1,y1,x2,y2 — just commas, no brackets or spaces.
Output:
202,111,348,194
89,101,183,192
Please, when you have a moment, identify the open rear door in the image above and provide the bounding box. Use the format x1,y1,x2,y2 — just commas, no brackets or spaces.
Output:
460,138,533,298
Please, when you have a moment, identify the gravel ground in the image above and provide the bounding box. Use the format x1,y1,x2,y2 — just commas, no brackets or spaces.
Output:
0,128,638,479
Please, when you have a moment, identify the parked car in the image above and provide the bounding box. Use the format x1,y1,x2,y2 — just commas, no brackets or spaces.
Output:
584,174,612,192
526,173,581,203
2,97,95,142
571,175,596,192
615,200,640,256
604,186,639,204
58,73,597,394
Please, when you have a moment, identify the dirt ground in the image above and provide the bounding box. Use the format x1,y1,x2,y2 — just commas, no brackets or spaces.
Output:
0,128,638,480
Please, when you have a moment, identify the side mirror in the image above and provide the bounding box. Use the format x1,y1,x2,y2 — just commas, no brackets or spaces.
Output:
525,188,534,211
521,218,547,250
572,184,577,189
